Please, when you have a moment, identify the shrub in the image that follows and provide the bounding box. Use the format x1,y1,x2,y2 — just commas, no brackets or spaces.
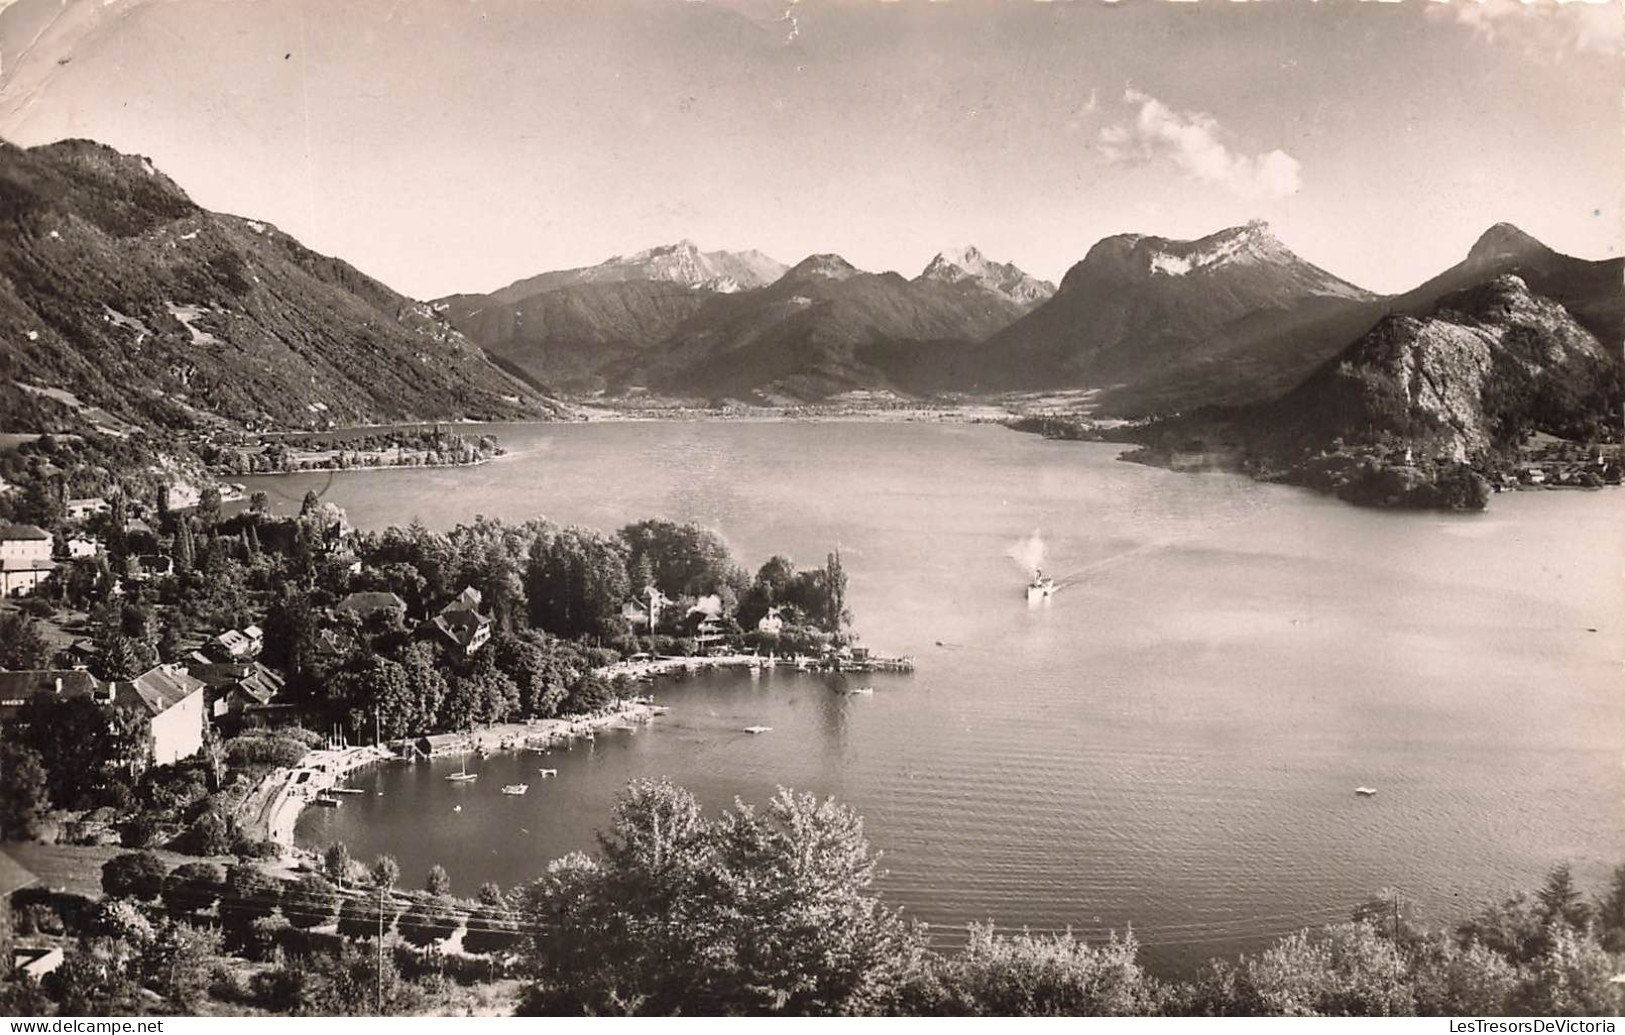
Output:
161,861,225,918
284,875,340,931
101,851,169,901
224,733,309,769
175,810,233,856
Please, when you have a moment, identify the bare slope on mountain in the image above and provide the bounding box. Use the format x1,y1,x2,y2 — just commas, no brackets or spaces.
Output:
980,222,1383,414
0,139,550,432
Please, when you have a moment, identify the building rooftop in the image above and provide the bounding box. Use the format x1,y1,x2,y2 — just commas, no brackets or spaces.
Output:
337,591,409,617
0,523,49,541
0,670,103,717
114,663,206,716
432,608,491,649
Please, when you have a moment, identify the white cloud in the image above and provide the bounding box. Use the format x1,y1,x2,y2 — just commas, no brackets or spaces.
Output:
1425,0,1621,58
1098,88,1302,199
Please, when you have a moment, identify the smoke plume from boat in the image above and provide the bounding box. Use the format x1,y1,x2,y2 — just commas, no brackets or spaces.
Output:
1007,529,1046,575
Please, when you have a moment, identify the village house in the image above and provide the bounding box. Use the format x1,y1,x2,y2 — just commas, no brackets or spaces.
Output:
336,590,410,626
66,534,101,559
686,594,729,652
189,659,287,721
430,587,492,655
208,624,264,661
0,669,104,721
65,496,108,523
0,523,55,597
112,663,207,766
313,626,358,666
757,606,786,634
621,586,670,632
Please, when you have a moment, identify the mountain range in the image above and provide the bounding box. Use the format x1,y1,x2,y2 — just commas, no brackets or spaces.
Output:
0,138,1618,452
436,243,1055,399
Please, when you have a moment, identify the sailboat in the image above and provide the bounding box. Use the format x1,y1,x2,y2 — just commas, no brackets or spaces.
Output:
445,752,478,782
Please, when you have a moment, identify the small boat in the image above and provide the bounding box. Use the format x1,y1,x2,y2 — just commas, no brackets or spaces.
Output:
537,768,558,778
1354,786,1378,797
743,725,773,734
446,756,478,782
313,794,341,808
452,804,462,812
850,686,875,695
501,784,529,795
328,787,364,795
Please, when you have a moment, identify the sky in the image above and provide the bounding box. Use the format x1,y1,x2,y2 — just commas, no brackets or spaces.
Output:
0,0,1618,299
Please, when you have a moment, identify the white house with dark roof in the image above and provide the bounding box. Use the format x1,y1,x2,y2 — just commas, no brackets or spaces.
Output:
113,663,207,765
0,523,54,596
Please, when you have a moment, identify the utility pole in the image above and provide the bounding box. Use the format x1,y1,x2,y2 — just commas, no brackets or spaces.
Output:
376,879,385,1014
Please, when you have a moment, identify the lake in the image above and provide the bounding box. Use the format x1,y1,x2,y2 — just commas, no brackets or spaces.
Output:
262,421,1625,973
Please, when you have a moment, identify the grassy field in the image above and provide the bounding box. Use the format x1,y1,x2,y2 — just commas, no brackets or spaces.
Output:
3,841,227,899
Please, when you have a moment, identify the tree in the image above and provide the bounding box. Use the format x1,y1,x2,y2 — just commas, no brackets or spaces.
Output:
1535,863,1592,931
824,550,850,636
262,588,322,689
1515,924,1625,1015
526,528,629,639
398,641,449,732
196,484,223,528
324,842,354,888
13,694,146,808
1233,921,1414,1017
101,852,169,901
249,490,270,514
519,779,931,1016
0,612,50,670
371,854,401,892
1595,864,1625,953
143,920,223,1012
177,809,233,857
426,864,452,898
173,518,196,575
0,742,48,841
94,634,150,682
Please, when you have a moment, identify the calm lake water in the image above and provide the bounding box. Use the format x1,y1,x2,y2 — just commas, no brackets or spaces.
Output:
265,421,1625,973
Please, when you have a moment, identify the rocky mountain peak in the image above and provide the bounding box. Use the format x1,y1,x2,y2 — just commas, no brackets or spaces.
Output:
1465,223,1551,267
919,246,1055,306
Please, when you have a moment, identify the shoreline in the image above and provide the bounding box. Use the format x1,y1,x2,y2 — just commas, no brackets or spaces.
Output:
220,454,501,479
245,656,832,859
245,699,659,859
